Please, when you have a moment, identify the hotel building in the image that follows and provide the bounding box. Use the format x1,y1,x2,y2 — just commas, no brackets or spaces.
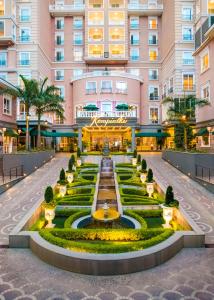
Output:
0,0,207,152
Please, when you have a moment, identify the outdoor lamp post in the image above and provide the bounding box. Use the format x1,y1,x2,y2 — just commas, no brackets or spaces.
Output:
207,126,212,147
2,127,6,154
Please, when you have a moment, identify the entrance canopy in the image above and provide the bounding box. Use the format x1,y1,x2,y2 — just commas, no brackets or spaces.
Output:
31,130,78,138
0,128,19,137
135,132,170,138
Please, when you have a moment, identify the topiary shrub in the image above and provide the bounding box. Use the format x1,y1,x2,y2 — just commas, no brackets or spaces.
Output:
146,168,153,183
77,147,81,158
44,186,54,203
141,159,147,172
165,186,174,205
137,154,141,165
133,149,137,158
71,154,76,165
59,168,66,181
68,158,74,172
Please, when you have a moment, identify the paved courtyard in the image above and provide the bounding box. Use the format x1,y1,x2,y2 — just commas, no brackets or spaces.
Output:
0,153,213,299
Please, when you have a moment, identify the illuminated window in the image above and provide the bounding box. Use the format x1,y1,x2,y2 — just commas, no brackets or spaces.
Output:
0,0,4,16
149,107,159,124
109,0,124,8
201,51,209,73
148,18,157,29
88,12,104,25
183,73,194,91
88,44,104,57
109,12,125,25
89,0,103,8
149,49,158,61
109,28,124,41
0,21,4,37
89,28,103,42
109,44,125,57
208,0,214,14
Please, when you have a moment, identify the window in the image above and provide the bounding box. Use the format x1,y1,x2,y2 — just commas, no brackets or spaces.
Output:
56,18,64,30
73,17,83,29
182,27,193,41
129,69,140,76
86,81,97,94
201,135,210,147
88,44,104,57
56,86,65,99
109,0,124,8
148,18,157,29
73,32,83,45
149,86,159,100
109,44,124,57
149,49,158,61
0,21,4,36
116,81,127,93
3,95,12,115
183,73,194,91
73,69,83,77
201,83,210,101
55,33,64,45
149,69,158,80
19,52,30,66
149,107,159,124
149,33,158,45
20,28,31,42
109,12,125,25
130,32,139,45
89,0,103,8
101,102,112,112
169,77,173,93
55,49,64,61
182,7,193,20
130,48,139,61
183,51,194,65
0,73,7,80
208,0,214,14
0,0,4,15
0,52,7,67
130,17,139,29
109,27,124,41
20,7,31,22
201,51,209,73
55,70,64,81
88,12,104,25
73,48,83,61
101,81,112,93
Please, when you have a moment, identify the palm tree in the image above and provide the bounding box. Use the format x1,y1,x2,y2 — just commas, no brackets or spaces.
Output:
162,95,209,150
0,75,38,151
33,78,64,148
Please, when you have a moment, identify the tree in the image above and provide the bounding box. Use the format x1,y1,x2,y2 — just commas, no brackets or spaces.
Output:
77,147,81,158
0,75,38,151
33,78,64,148
137,154,141,165
165,186,174,206
44,186,54,203
146,168,153,182
59,168,66,181
71,154,76,165
68,158,74,172
141,159,147,173
133,149,137,158
163,95,209,150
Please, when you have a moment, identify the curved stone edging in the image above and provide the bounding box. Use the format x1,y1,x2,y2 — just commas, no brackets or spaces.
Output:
27,229,204,275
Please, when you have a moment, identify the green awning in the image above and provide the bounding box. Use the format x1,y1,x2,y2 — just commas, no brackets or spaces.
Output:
21,127,34,133
4,128,18,137
195,128,208,136
31,130,78,138
135,132,171,138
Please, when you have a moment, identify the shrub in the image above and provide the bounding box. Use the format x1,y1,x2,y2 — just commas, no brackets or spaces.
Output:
165,186,174,205
44,186,53,203
59,168,66,181
141,159,147,172
68,158,74,172
30,216,46,231
146,168,153,183
133,149,137,158
64,209,91,228
124,210,147,229
137,154,141,165
121,188,147,197
132,209,163,218
71,154,76,165
55,208,86,217
77,147,81,158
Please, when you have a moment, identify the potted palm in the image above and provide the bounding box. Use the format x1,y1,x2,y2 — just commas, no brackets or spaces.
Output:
146,168,154,197
43,186,56,228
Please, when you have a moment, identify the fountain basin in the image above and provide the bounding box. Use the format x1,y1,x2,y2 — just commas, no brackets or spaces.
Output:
92,207,120,222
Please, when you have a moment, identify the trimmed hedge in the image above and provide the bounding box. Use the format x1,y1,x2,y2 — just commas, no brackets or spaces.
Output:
121,188,148,197
122,197,159,205
39,228,173,254
115,163,135,168
64,209,90,228
55,208,86,217
124,210,147,229
133,209,163,218
30,216,46,231
67,188,94,196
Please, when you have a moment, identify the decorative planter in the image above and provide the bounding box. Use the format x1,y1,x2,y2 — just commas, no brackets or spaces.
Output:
140,173,147,183
59,185,67,197
77,158,82,167
66,172,74,184
162,205,173,228
146,182,154,197
132,158,137,166
137,165,141,171
44,206,56,228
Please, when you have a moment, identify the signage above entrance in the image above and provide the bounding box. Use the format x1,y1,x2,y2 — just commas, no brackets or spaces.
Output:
90,117,128,127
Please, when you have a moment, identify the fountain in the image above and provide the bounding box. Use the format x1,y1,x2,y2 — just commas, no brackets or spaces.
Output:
92,202,120,223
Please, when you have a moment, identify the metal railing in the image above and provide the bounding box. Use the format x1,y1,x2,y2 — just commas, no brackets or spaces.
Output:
0,165,24,184
76,110,137,118
195,165,214,184
17,114,54,124
49,4,85,11
128,3,163,10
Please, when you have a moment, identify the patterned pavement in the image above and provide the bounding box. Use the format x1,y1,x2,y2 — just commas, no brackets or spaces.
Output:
0,153,213,299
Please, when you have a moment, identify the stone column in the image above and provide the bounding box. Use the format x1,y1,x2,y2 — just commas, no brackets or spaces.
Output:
78,127,82,151
131,127,136,151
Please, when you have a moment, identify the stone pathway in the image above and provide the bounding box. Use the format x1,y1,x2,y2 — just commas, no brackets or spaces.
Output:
143,153,214,245
0,155,68,246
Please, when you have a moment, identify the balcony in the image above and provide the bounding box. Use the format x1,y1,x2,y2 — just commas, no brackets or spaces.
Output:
183,58,194,65
85,54,128,65
0,35,15,46
19,35,31,43
76,110,137,119
182,34,194,42
49,4,85,17
17,114,54,124
19,60,30,66
86,88,97,95
128,2,163,16
195,16,214,52
101,88,112,93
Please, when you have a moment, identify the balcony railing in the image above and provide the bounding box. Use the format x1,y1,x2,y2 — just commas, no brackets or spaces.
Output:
19,60,30,66
182,34,194,41
0,60,7,67
183,58,194,65
128,3,163,15
55,75,64,81
20,35,31,42
49,4,85,16
17,114,53,124
86,88,97,94
149,95,159,100
76,110,137,118
183,85,196,92
195,16,214,50
101,88,112,93
20,15,31,22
